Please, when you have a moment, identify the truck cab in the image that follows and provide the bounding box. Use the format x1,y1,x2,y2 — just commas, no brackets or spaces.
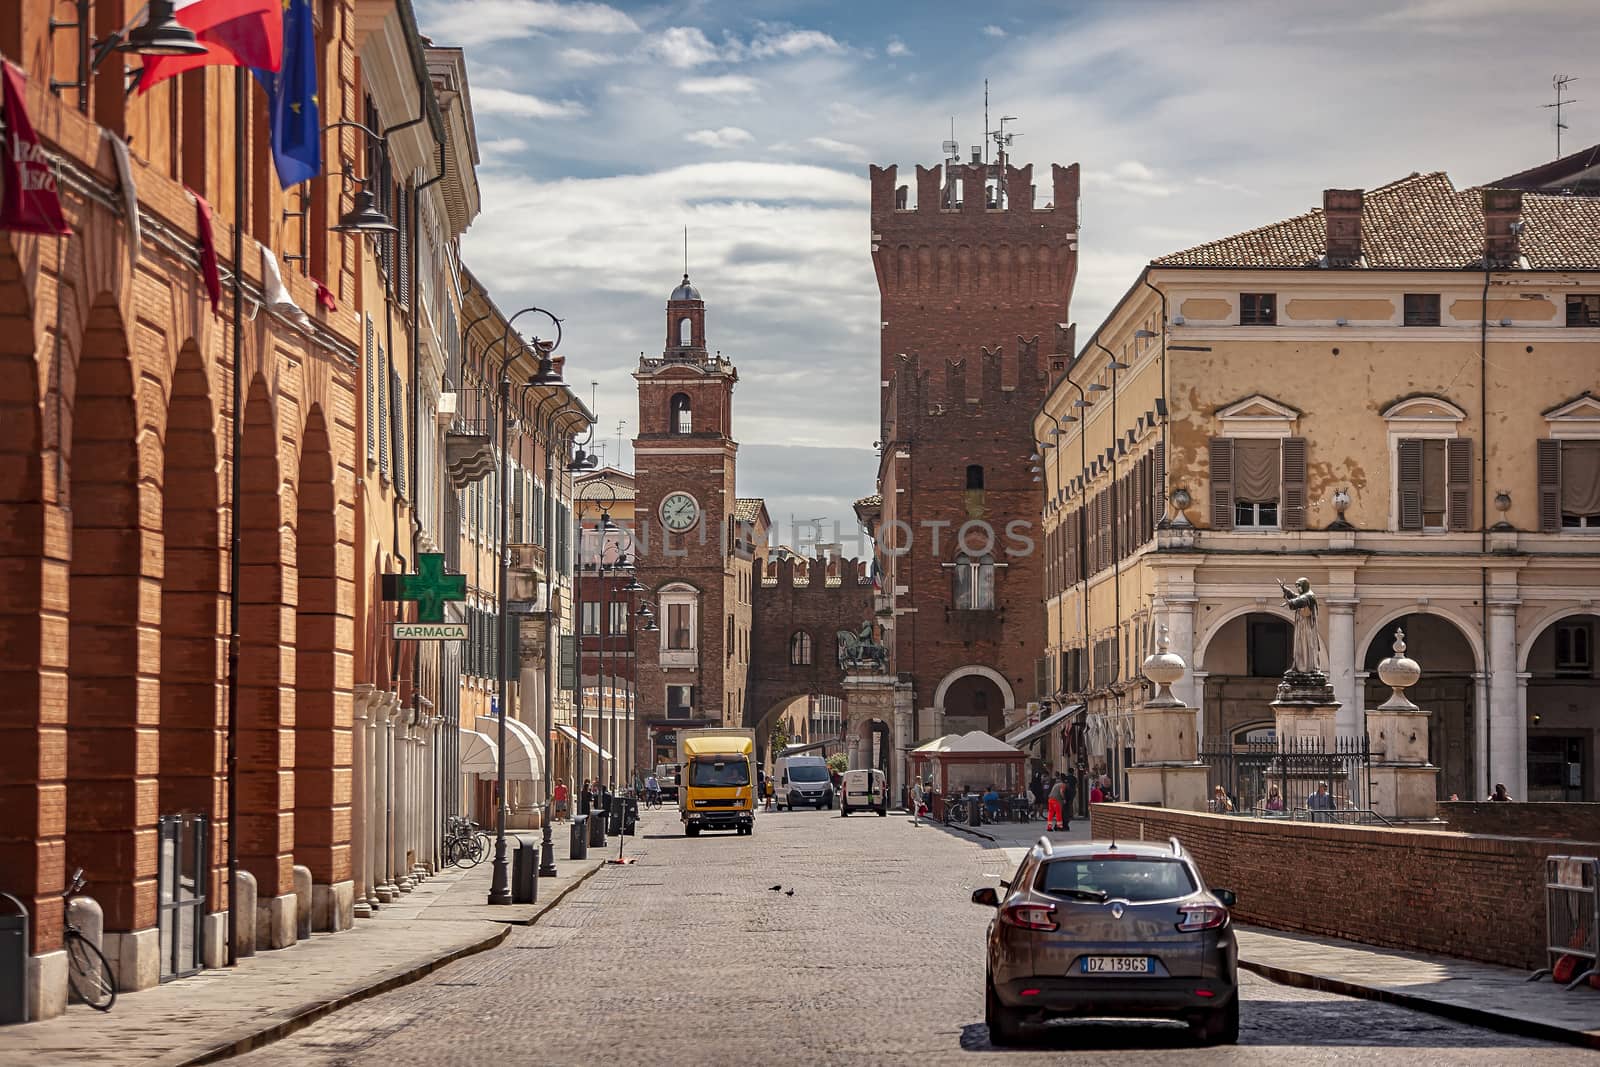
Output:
677,729,756,836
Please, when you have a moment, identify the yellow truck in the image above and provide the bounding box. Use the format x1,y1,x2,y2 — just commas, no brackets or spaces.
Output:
675,728,756,836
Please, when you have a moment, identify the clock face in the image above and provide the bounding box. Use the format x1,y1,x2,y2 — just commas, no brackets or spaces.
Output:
660,491,701,532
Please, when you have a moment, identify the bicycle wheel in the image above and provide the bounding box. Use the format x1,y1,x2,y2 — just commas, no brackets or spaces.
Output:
66,931,116,1011
474,832,493,863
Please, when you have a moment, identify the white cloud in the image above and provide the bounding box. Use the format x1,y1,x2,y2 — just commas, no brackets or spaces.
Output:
806,136,868,162
885,38,910,57
982,24,1006,37
678,74,760,96
560,47,616,68
650,26,722,68
685,126,755,149
1083,159,1176,198
748,29,845,59
429,0,639,45
480,136,529,160
471,86,588,119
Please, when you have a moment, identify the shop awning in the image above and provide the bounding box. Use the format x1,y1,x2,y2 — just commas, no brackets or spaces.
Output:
554,722,612,761
1005,704,1083,748
458,729,500,776
475,715,544,781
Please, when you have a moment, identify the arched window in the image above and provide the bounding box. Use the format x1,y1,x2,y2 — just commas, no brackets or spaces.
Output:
966,464,984,490
678,316,692,346
952,553,996,610
789,630,813,666
670,392,692,434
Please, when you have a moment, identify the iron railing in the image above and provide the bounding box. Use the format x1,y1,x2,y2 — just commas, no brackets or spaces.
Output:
157,813,206,981
1200,736,1372,817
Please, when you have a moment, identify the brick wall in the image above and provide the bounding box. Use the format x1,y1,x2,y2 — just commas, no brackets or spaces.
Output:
1439,802,1600,842
1090,803,1600,969
747,555,873,731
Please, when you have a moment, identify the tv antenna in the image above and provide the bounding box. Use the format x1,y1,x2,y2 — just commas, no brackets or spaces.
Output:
615,418,626,466
988,112,1021,208
1545,74,1579,159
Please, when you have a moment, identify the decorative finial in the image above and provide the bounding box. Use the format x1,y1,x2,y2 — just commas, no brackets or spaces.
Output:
1141,624,1187,707
1376,626,1421,711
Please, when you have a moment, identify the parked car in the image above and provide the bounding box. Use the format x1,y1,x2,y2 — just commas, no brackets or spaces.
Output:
971,836,1238,1047
839,768,888,816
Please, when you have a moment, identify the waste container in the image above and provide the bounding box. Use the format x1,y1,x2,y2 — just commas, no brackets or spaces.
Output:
623,796,638,836
969,796,982,828
511,839,538,905
0,892,28,1024
589,806,607,848
569,816,588,860
607,796,624,837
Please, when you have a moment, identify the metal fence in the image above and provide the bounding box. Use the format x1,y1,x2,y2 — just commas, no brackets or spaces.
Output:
1200,736,1371,817
1531,854,1598,989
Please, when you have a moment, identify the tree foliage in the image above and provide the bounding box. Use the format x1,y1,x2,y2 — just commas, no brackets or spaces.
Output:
826,753,848,775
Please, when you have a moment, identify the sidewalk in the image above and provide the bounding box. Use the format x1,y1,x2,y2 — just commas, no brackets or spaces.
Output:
1236,926,1600,1051
0,842,605,1067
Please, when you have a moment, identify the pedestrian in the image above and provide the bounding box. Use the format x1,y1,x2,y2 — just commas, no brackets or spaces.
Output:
1089,779,1105,805
1307,782,1335,821
553,779,569,821
1264,785,1284,812
1029,771,1045,819
1489,783,1514,802
1211,785,1234,814
1047,775,1070,832
1063,768,1079,822
764,774,775,811
579,778,593,816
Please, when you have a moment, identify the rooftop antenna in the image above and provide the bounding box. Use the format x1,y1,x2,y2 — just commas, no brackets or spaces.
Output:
983,79,989,166
1545,74,1579,159
683,226,689,277
990,114,1020,208
590,379,599,416
615,418,626,467
942,116,958,165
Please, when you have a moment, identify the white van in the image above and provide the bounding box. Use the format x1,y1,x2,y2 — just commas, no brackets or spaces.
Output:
840,768,888,816
773,755,833,810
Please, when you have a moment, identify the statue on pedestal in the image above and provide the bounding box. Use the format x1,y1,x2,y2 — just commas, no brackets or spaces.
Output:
837,620,889,672
1276,576,1333,700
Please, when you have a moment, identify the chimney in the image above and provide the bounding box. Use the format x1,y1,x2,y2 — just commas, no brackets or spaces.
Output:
1322,189,1364,266
1482,188,1524,267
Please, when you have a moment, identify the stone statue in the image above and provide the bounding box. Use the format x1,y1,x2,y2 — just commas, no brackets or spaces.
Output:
1277,576,1326,676
836,621,889,672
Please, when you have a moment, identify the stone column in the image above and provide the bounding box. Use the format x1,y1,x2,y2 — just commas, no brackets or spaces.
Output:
351,685,373,919
396,712,414,892
1327,598,1359,740
1488,602,1522,798
365,696,384,909
374,695,398,903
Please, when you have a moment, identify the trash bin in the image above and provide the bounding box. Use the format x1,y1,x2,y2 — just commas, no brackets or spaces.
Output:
589,807,606,848
969,796,982,828
511,839,538,905
0,892,28,1024
623,796,638,836
569,816,588,860
607,796,624,837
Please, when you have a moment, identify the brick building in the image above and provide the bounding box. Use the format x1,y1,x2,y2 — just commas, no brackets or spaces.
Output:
857,154,1081,785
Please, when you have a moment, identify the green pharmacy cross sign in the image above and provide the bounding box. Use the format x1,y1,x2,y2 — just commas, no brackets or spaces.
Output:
384,553,467,640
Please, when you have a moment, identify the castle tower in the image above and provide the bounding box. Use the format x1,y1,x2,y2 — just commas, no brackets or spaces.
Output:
866,156,1080,744
632,273,752,770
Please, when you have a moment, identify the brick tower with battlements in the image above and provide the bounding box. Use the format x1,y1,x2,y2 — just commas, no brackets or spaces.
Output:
863,157,1081,745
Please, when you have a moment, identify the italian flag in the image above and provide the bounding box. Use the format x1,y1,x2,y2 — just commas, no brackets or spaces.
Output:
137,0,283,94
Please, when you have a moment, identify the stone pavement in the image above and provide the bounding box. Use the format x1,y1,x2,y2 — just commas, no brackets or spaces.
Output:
0,841,605,1067
1236,926,1600,1051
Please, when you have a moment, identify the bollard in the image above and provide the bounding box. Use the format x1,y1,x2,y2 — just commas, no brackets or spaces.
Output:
292,865,313,942
569,815,588,860
511,840,538,905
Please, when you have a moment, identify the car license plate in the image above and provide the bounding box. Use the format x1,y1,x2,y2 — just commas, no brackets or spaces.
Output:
1081,956,1151,974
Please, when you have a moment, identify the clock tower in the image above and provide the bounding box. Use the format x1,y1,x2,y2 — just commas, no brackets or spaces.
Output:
632,273,752,771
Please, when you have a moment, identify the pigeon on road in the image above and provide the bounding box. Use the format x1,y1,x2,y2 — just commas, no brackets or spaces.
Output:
768,884,782,891
785,889,795,897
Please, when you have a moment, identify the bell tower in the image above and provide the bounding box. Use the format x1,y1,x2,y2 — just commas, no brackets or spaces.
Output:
664,275,707,360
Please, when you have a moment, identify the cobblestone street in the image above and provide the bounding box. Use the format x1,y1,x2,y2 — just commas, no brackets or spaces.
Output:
235,809,1596,1066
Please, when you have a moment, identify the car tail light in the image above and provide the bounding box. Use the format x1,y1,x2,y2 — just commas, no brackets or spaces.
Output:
1176,903,1229,931
1000,901,1058,932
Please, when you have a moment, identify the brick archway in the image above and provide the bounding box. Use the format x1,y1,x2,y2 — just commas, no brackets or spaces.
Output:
294,405,349,904
238,376,295,904
65,295,159,939
159,341,223,907
0,240,53,954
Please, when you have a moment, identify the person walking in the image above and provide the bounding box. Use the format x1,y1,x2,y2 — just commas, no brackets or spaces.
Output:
1307,782,1335,822
579,778,593,816
553,779,570,821
1063,768,1079,823
910,778,926,826
1047,775,1070,832
1029,771,1046,820
1089,778,1105,805
764,774,775,811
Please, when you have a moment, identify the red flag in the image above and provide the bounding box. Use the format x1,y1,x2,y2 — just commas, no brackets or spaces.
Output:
0,62,71,236
138,0,283,94
192,192,221,315
314,279,337,312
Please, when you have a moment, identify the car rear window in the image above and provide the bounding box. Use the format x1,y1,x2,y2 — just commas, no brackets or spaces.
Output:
1037,857,1197,902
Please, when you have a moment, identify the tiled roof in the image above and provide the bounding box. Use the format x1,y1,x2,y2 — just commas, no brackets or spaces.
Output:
853,493,882,508
735,498,766,522
1154,172,1600,270
576,477,634,501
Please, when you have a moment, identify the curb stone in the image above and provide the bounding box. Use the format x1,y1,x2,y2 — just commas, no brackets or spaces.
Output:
178,862,606,1066
1238,957,1600,1052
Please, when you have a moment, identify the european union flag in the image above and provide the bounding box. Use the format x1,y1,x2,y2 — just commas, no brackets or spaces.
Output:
254,0,320,189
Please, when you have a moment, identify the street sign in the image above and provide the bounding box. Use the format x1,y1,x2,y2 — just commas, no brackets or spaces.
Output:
392,622,467,641
558,633,577,690
383,553,466,624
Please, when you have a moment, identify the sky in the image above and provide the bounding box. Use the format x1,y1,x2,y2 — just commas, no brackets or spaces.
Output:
416,0,1595,549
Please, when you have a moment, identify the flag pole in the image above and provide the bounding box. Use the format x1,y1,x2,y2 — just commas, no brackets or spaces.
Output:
225,63,246,968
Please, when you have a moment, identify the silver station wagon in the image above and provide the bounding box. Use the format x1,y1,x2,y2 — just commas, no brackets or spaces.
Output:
971,836,1239,1046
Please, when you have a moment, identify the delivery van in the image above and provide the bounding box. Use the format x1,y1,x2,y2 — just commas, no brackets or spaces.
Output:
774,755,833,810
840,768,888,816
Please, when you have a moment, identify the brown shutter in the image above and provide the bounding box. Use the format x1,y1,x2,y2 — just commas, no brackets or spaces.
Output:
1397,438,1424,530
1447,437,1472,531
1152,446,1166,529
1209,437,1234,530
1538,438,1562,532
1281,436,1308,530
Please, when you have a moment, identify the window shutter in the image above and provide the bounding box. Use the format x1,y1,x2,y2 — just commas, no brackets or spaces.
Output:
1281,436,1307,530
391,368,406,498
1397,438,1424,530
364,316,376,462
396,192,411,306
1151,446,1166,530
512,471,524,541
1209,437,1234,530
1446,437,1472,531
377,343,389,480
1538,438,1562,532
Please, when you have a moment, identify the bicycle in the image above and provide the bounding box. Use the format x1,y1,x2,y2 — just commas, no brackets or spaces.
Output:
644,789,662,809
444,817,489,868
63,868,116,1011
